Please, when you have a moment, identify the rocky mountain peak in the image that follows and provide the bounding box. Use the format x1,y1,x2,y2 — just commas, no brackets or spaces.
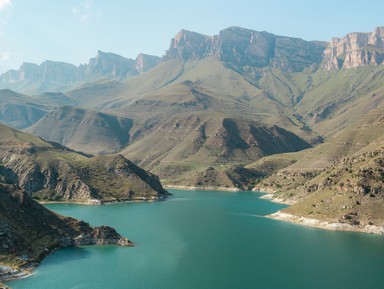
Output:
0,50,160,92
135,53,161,74
216,27,277,67
165,29,213,61
164,27,326,72
84,50,136,80
322,26,384,70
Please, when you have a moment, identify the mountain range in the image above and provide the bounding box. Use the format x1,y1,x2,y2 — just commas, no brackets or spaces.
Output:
0,51,161,94
0,25,384,232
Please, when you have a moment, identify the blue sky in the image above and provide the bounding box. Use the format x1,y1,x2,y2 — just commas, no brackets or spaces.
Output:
0,0,383,72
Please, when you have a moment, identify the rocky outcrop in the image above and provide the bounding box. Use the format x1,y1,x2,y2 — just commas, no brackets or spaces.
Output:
0,182,132,281
322,27,384,70
164,27,327,72
73,225,133,246
164,30,214,61
81,51,136,80
263,148,384,227
135,53,161,74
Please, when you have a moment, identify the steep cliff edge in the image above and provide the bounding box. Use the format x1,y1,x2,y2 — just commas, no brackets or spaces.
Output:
164,27,327,72
322,27,384,70
0,51,161,94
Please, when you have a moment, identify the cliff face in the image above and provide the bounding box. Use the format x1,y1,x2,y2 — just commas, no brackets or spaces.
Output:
164,30,213,61
0,51,160,89
82,51,136,80
135,53,161,74
164,27,327,72
322,27,384,70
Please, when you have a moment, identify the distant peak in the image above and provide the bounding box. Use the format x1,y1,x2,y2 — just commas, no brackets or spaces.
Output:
174,29,212,39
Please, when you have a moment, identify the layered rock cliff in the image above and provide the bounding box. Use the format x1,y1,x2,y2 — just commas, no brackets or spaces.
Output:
0,51,160,90
135,53,161,74
322,27,384,70
165,27,327,72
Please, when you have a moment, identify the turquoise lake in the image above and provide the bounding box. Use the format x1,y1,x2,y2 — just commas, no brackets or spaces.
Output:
8,189,384,289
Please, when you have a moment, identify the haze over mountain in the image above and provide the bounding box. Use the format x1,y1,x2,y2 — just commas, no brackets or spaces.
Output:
25,106,133,155
0,51,160,94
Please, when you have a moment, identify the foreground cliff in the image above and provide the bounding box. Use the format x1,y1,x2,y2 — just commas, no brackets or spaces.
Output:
0,182,132,285
0,123,169,203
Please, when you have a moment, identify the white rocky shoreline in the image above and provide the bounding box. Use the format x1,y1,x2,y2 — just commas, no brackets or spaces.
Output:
164,185,241,192
258,193,384,235
268,211,384,235
0,265,33,286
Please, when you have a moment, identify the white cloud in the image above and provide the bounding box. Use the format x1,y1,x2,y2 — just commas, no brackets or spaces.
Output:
72,0,92,23
0,0,10,10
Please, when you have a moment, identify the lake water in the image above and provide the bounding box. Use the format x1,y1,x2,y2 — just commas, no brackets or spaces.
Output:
8,189,384,289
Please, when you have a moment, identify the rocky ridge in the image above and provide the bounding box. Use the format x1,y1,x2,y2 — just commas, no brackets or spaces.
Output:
165,27,327,72
259,147,384,231
0,51,160,92
322,27,384,70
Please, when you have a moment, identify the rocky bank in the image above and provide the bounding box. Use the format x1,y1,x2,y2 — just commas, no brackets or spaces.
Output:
0,182,133,285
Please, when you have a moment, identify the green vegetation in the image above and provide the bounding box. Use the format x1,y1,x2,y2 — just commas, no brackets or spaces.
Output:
0,123,168,203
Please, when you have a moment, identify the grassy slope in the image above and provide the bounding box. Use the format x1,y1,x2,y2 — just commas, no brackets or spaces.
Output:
24,106,134,155
0,123,168,202
252,107,384,225
4,57,384,191
0,89,48,129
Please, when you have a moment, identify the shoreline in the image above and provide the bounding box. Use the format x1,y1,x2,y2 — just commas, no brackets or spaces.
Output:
258,193,296,205
260,192,384,235
164,185,241,192
38,195,169,206
268,211,384,235
0,264,34,286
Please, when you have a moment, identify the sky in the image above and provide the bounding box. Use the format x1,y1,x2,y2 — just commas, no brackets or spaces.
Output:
0,0,384,73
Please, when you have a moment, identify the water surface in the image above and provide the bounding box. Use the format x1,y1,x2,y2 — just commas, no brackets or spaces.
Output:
9,190,384,289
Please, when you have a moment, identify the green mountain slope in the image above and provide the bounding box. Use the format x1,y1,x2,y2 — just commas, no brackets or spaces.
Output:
120,114,311,187
251,108,384,229
25,106,133,155
0,123,169,203
2,27,384,192
0,89,48,129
